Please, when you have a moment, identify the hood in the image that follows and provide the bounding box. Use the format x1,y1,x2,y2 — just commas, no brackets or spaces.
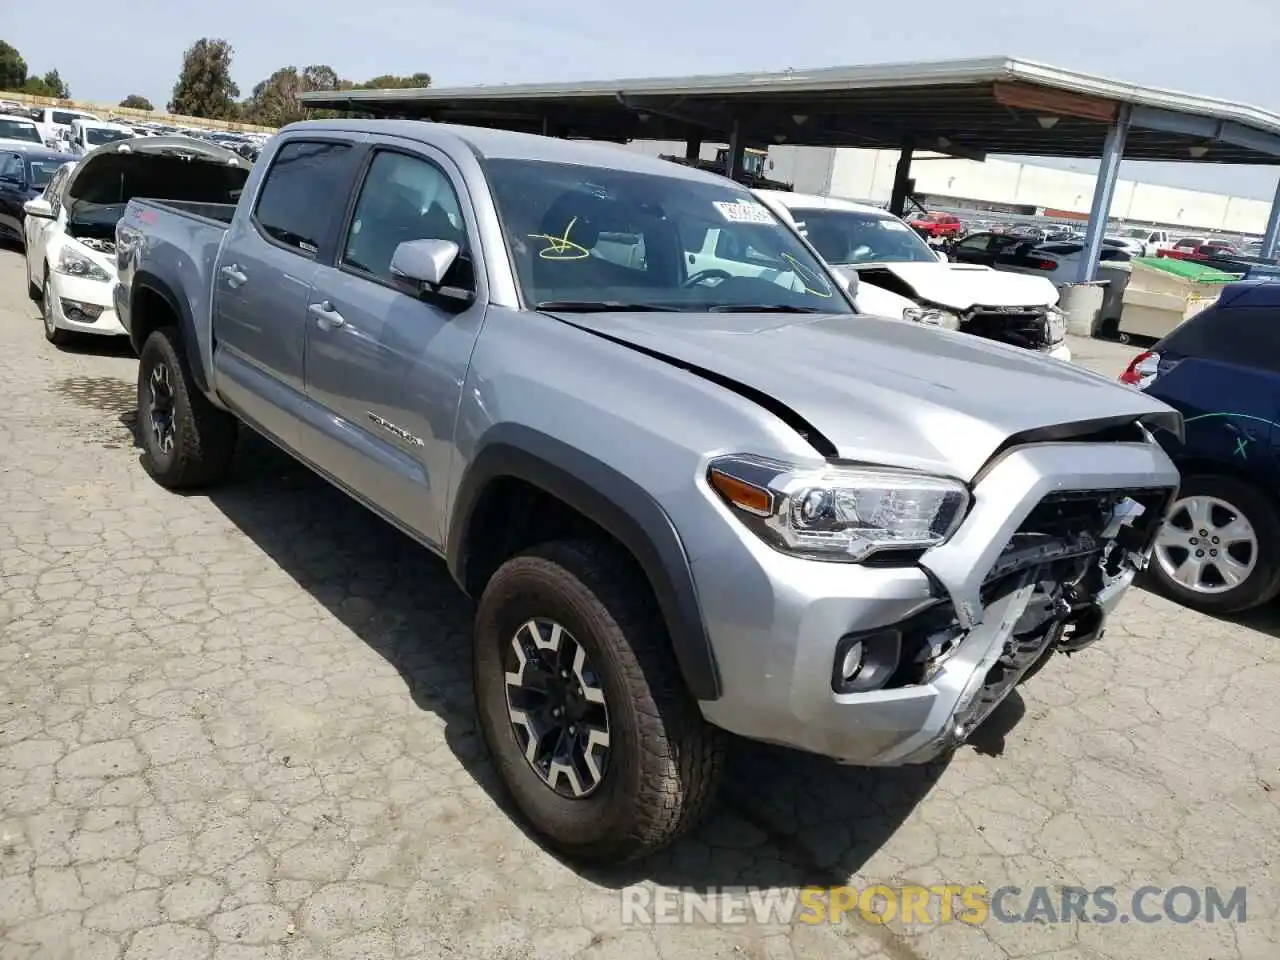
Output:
547,310,1177,481
848,275,914,320
849,261,1059,311
64,135,251,202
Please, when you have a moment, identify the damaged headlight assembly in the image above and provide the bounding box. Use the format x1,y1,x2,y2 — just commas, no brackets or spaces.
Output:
902,306,961,331
707,455,969,562
1046,306,1067,344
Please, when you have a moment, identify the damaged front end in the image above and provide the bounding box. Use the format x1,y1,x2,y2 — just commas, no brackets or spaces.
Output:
905,487,1171,746
839,437,1179,766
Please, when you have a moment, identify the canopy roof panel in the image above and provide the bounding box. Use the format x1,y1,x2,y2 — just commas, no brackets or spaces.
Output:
299,57,1280,165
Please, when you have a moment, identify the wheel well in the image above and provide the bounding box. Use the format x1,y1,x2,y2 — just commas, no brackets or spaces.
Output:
130,284,180,353
1173,457,1278,502
460,476,645,600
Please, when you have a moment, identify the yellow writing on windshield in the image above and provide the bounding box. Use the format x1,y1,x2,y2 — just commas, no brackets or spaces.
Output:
529,216,591,260
782,253,833,298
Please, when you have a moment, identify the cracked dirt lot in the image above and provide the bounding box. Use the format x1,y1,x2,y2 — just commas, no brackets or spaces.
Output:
0,244,1277,960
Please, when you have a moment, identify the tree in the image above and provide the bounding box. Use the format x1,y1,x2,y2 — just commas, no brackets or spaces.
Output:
0,41,26,92
242,66,305,127
119,94,155,111
39,69,69,99
241,63,352,126
355,72,431,90
22,70,71,99
169,38,240,119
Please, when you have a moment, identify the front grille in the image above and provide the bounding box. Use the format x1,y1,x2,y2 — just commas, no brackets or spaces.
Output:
962,308,1048,350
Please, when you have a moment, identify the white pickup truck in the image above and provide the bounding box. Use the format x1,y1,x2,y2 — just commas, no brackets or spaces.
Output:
755,191,1070,361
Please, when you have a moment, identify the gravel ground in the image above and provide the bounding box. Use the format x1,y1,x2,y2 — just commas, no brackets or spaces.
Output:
0,243,1276,960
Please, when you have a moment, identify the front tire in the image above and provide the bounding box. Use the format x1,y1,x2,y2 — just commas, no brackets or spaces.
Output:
41,269,73,347
136,327,237,489
473,540,725,864
1149,474,1280,614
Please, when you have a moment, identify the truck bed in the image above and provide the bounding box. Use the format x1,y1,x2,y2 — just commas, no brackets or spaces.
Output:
136,198,238,227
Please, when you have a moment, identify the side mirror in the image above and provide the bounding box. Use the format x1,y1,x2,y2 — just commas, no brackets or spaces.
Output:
389,238,472,302
23,198,53,218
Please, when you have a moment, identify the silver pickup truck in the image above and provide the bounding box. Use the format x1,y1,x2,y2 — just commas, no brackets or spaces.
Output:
114,119,1181,864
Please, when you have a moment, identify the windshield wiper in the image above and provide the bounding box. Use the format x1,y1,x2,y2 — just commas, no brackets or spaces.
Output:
535,300,678,312
707,304,826,313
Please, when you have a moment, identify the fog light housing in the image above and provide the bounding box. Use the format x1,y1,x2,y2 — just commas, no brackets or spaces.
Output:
832,629,901,694
60,299,104,324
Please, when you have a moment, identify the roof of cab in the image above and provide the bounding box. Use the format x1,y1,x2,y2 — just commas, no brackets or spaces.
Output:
754,188,894,218
279,118,739,185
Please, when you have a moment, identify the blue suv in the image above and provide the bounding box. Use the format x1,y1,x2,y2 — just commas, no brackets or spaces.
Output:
1121,281,1280,614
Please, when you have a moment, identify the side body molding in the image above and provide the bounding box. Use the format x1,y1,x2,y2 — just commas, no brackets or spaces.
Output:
448,424,722,701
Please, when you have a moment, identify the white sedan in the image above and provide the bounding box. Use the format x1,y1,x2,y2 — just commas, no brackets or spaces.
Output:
23,136,251,348
23,158,126,347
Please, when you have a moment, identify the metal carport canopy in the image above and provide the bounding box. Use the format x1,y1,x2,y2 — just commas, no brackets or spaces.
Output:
300,56,1280,272
299,56,1280,165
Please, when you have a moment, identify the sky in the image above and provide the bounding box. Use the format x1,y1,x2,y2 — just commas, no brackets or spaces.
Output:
4,0,1279,199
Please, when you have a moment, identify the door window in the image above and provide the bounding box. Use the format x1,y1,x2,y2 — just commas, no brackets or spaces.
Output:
1162,305,1280,373
0,154,21,182
341,150,471,288
253,140,353,258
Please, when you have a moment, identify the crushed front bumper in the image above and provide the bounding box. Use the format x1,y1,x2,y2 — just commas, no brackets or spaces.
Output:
696,439,1178,766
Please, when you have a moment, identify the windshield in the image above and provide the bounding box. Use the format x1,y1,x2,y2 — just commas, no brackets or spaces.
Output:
484,158,850,313
1118,228,1148,239
28,160,62,186
85,128,131,146
790,208,939,265
0,119,39,143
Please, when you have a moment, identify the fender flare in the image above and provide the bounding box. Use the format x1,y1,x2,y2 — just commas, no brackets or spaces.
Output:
130,270,209,395
448,424,722,702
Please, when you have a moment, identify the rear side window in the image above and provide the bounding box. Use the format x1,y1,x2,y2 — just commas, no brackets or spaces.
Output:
51,111,82,125
1162,304,1280,372
253,140,352,257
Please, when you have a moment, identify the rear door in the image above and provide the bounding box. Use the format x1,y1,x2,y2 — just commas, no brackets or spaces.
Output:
299,141,488,546
1148,300,1280,477
212,136,363,447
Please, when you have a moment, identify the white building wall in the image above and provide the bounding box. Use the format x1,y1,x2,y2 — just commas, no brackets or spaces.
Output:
606,139,1273,234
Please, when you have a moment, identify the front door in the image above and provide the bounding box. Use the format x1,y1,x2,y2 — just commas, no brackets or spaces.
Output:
211,138,360,447
300,144,487,546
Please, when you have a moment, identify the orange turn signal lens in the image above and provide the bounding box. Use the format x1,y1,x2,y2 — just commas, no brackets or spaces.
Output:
709,468,774,516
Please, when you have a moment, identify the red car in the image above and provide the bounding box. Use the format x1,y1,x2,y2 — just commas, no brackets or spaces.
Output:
908,212,965,239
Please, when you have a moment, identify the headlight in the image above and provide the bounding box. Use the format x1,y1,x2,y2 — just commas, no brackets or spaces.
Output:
902,306,961,331
707,455,969,562
55,246,111,282
1046,306,1067,344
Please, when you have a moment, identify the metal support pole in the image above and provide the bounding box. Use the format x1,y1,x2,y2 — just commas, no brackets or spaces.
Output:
1261,173,1280,260
685,136,702,162
888,138,915,217
1077,104,1132,283
725,120,744,179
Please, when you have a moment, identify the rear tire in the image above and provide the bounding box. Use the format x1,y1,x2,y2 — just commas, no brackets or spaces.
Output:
473,540,725,864
137,327,237,489
1148,474,1280,614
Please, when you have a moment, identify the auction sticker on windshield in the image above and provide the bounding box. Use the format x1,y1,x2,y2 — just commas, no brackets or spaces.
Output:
714,200,775,225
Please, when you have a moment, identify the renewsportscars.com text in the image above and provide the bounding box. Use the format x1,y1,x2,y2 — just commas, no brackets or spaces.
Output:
620,884,1247,926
